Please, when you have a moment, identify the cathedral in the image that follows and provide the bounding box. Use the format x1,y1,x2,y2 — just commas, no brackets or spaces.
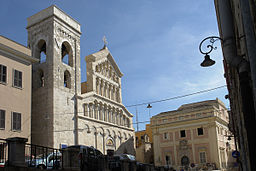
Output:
27,5,134,154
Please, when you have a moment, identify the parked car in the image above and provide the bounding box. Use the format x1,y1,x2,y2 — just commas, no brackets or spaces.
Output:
108,154,136,170
63,145,104,171
31,152,62,169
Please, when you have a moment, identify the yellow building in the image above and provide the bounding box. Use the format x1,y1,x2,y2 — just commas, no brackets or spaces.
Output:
135,124,153,163
0,35,38,142
151,98,236,170
135,124,152,147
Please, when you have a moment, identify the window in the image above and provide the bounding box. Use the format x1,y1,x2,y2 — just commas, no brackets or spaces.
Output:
13,70,22,88
39,70,45,87
180,130,186,137
0,110,5,129
64,70,71,88
197,128,204,135
37,39,47,63
164,132,168,140
199,152,206,163
0,65,7,83
61,42,73,66
12,112,21,131
196,113,201,117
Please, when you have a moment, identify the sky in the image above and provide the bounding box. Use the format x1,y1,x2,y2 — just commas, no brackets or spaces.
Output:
0,0,228,131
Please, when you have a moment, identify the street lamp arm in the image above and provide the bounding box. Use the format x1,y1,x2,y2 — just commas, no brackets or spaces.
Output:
199,36,223,55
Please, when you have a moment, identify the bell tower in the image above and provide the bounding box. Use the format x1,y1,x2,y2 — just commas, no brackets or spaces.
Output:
27,5,81,148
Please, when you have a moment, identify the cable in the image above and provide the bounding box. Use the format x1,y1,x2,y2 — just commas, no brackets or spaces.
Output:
126,85,227,107
37,85,227,116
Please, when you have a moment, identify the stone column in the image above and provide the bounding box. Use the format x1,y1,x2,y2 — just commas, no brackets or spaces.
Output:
94,102,98,119
83,103,88,116
7,137,28,167
106,83,109,98
116,112,119,125
112,87,116,101
89,103,93,118
96,77,99,94
109,84,112,99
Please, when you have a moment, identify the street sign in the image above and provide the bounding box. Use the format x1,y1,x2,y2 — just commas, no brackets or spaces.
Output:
232,150,240,158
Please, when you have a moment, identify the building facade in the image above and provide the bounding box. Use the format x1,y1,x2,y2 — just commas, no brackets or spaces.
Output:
27,5,134,154
0,35,38,142
151,99,236,170
214,0,256,170
135,124,153,163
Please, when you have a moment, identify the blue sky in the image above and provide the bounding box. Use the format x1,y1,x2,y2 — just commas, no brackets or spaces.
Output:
0,0,228,130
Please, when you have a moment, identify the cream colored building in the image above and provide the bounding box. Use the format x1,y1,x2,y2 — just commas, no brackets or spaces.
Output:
27,5,134,154
151,99,236,170
0,35,38,142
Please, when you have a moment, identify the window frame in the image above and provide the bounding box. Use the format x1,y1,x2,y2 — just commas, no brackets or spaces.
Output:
180,130,186,138
0,110,5,129
199,151,207,163
13,69,22,88
0,64,7,84
163,132,168,140
12,112,21,131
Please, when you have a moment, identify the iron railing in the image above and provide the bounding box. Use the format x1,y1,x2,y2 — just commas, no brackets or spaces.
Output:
25,143,63,169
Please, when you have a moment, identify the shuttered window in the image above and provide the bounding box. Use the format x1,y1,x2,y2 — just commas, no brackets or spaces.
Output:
0,110,5,129
13,70,22,88
0,65,7,83
12,112,21,131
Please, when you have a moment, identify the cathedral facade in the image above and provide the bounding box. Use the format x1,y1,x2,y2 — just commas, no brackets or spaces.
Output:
27,5,134,154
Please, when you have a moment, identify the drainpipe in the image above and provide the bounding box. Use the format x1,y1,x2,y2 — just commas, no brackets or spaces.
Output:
74,39,78,145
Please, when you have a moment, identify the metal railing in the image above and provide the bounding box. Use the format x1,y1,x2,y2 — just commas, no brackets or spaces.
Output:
25,143,63,169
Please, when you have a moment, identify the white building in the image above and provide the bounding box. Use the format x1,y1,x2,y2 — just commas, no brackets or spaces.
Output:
28,5,134,154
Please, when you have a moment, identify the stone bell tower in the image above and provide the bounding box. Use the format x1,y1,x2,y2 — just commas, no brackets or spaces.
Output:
27,5,81,148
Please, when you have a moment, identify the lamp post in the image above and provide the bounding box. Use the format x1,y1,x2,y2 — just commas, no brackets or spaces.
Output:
199,36,223,67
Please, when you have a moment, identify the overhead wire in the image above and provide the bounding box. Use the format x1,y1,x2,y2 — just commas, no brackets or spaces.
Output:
126,85,227,107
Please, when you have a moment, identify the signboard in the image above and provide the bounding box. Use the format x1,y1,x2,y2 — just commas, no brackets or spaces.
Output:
232,150,240,158
190,163,195,168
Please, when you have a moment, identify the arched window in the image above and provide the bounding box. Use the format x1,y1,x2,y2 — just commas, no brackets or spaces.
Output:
61,42,73,67
64,70,71,88
37,40,46,63
38,69,45,87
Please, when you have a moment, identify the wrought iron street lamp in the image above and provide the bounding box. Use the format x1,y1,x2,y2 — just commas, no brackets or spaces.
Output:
199,36,223,67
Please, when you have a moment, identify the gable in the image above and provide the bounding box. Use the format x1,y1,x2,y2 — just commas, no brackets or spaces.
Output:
86,47,123,78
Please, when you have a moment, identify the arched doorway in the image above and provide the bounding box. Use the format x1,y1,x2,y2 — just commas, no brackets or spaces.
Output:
181,155,190,166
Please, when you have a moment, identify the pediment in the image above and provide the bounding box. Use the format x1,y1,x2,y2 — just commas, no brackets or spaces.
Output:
86,47,123,79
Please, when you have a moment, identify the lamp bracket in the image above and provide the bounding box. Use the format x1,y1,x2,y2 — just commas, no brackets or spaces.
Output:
199,36,223,55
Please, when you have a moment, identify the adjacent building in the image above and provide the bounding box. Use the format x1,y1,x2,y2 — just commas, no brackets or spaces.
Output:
27,5,134,154
0,35,38,142
151,99,236,170
213,0,256,170
135,124,153,163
